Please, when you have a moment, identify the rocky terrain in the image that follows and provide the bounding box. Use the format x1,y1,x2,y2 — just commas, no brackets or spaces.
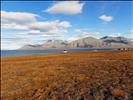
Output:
1,51,133,100
20,36,133,50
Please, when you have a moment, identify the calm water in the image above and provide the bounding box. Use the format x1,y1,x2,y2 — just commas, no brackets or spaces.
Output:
1,48,113,57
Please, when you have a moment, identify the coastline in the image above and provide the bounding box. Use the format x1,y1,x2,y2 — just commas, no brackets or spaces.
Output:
1,48,113,57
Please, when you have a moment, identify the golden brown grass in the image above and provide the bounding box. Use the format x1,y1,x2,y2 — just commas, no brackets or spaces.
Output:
1,51,133,100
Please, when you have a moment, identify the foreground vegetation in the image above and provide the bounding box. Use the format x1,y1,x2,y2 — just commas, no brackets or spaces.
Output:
1,51,133,100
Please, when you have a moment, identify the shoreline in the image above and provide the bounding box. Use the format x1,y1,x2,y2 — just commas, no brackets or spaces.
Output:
1,48,114,58
1,50,115,58
1,50,132,59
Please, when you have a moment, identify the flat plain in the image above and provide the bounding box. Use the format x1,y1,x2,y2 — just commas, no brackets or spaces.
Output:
1,51,133,100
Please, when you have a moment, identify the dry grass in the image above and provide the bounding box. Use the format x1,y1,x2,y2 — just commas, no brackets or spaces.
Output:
1,51,133,100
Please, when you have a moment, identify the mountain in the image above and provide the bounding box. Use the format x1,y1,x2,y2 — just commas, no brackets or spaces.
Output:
67,36,133,48
41,40,67,48
19,36,133,50
20,44,43,50
20,40,67,50
67,37,103,48
101,36,133,48
101,36,130,44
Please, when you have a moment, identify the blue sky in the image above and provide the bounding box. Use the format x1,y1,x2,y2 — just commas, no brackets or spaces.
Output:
1,1,133,50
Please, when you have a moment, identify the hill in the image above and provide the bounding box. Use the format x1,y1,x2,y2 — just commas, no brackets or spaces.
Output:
20,36,133,50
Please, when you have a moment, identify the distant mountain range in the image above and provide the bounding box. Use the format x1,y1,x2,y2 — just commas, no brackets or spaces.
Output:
20,36,133,50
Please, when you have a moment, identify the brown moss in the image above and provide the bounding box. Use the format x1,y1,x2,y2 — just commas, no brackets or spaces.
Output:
1,51,133,99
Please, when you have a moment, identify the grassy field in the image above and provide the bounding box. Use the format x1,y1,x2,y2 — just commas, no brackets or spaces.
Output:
1,51,133,100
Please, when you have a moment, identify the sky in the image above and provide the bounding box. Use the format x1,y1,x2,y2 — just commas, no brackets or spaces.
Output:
1,1,133,50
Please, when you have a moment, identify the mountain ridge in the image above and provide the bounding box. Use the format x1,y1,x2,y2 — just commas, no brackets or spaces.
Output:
20,36,133,50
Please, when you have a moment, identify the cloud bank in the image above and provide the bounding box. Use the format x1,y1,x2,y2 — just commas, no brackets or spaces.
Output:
1,10,72,49
1,11,72,35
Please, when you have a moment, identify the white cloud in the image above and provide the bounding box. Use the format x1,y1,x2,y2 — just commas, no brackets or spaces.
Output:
108,32,133,41
28,20,71,35
125,33,133,39
68,32,101,42
109,33,122,37
1,10,39,30
79,31,101,39
1,11,72,49
99,15,113,22
128,29,133,33
59,21,72,27
68,29,101,41
67,37,80,42
82,32,100,36
1,39,36,50
44,1,84,15
123,30,133,41
1,11,72,35
1,23,28,30
1,42,21,50
27,30,42,35
75,29,82,33
75,29,100,37
1,11,38,24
